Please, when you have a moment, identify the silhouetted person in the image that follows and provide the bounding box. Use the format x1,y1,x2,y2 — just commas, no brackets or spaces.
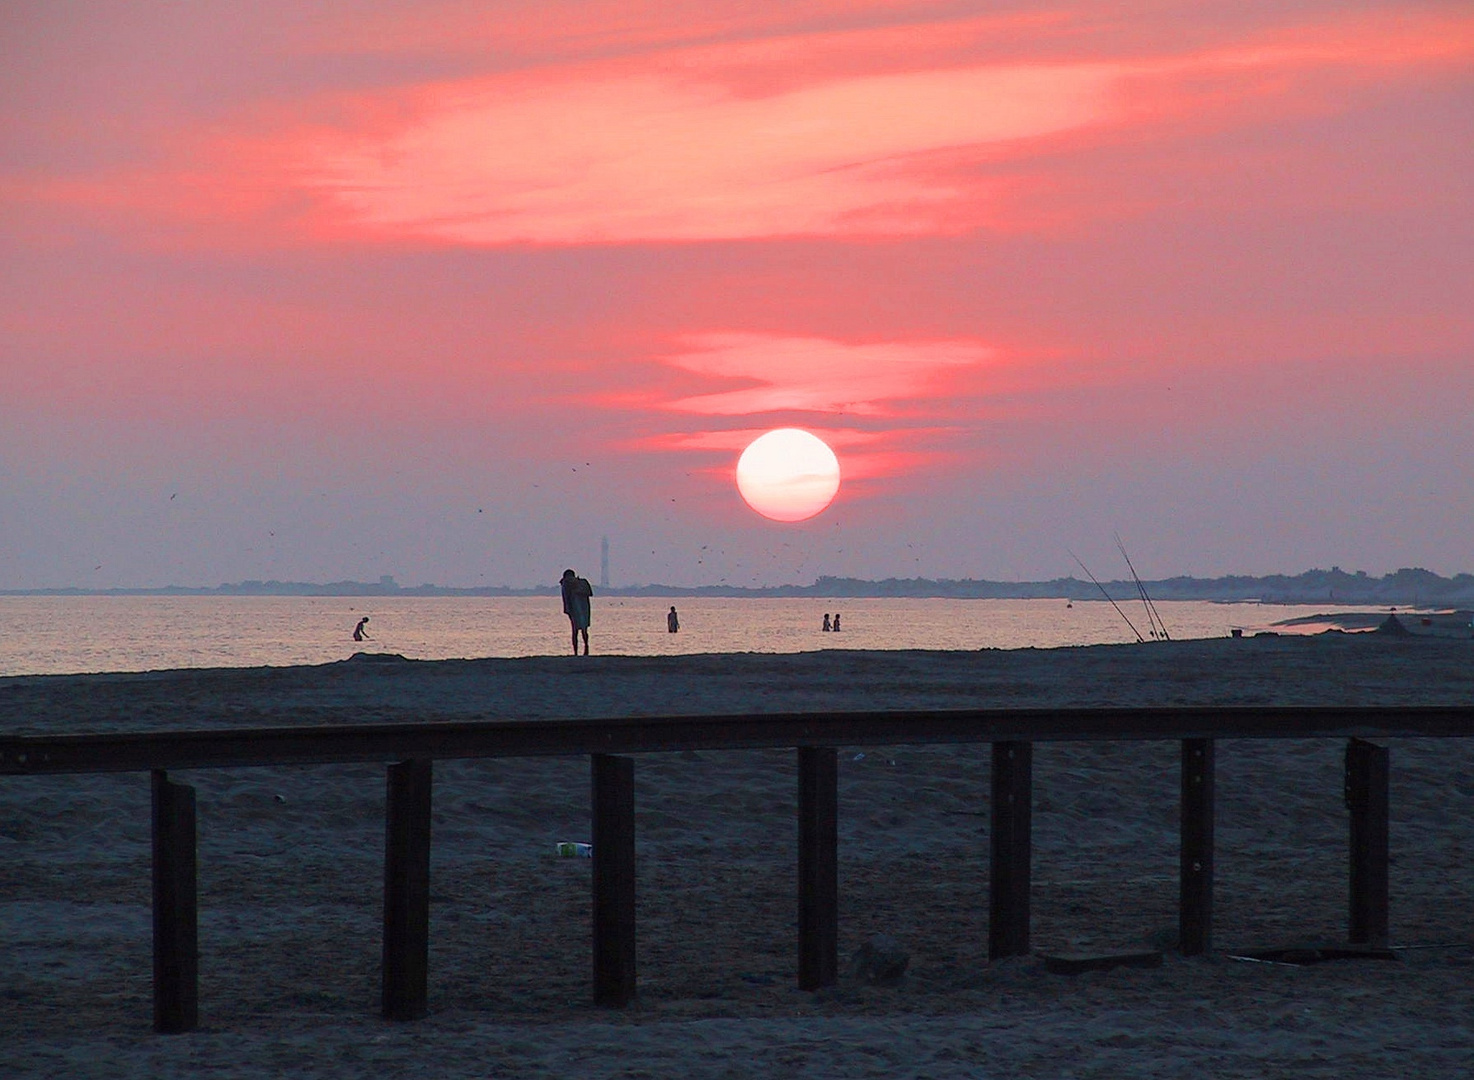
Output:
832,613,841,632
561,568,593,655
822,613,831,632
353,616,370,642
667,606,680,633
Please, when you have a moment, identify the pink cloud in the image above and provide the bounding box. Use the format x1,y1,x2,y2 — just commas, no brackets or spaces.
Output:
637,426,886,454
9,5,1466,253
283,8,1472,246
595,333,998,486
629,425,957,483
301,60,1117,244
308,0,977,64
655,333,993,416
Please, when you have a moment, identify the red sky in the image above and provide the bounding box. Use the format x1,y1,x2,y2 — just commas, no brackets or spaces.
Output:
2,1,1471,588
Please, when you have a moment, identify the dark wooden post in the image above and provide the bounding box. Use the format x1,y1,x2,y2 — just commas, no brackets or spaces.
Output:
151,769,198,1034
1345,738,1390,945
592,753,637,1005
382,758,433,1021
989,741,1032,959
1179,738,1215,955
797,746,838,990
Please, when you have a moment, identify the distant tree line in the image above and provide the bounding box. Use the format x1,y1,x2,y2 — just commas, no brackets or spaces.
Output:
9,566,1472,605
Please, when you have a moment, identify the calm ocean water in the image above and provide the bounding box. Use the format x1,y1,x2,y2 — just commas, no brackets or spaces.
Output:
0,596,1382,677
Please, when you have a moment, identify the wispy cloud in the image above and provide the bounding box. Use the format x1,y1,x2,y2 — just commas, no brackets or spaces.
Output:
288,8,1472,245
303,61,1117,244
629,424,956,482
654,333,992,416
9,6,1467,251
599,332,995,481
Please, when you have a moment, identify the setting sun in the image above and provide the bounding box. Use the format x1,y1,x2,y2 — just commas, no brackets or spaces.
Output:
735,428,841,522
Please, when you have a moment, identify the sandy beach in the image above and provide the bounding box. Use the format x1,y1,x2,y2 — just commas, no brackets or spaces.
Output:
3,633,1473,1078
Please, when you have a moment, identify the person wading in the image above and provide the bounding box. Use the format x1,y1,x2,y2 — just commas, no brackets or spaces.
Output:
561,568,594,655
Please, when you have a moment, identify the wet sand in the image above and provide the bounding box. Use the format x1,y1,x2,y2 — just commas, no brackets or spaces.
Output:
2,634,1473,1078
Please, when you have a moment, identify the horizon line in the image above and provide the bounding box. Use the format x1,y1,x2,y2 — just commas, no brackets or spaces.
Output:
3,565,1471,601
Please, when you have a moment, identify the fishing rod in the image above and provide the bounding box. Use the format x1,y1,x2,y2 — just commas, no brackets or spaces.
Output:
1068,548,1145,643
1114,532,1156,637
1129,544,1169,641
1115,533,1170,641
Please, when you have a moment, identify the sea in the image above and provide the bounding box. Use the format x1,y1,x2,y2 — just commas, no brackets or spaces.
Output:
0,595,1390,678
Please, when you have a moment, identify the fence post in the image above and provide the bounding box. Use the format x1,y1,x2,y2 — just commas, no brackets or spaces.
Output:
1179,738,1215,955
151,769,198,1034
592,753,637,1005
1345,738,1390,945
382,758,433,1020
797,746,838,989
989,741,1032,959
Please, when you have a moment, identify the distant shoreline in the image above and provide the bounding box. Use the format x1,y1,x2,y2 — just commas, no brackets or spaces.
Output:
3,566,1472,606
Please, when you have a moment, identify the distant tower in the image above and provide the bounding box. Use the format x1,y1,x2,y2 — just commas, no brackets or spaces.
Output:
600,536,610,588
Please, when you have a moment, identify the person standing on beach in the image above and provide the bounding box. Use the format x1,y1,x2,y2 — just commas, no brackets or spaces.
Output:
667,606,680,633
561,569,593,655
352,616,370,642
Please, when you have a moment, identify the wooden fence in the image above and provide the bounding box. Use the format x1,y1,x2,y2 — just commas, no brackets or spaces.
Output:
3,705,1471,1032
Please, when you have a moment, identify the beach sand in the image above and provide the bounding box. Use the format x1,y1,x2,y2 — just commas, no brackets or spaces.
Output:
2,634,1472,1078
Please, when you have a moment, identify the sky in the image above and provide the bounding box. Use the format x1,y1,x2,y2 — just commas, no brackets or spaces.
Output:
2,0,1471,589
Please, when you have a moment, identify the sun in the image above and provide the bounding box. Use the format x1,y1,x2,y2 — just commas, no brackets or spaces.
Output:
735,428,841,522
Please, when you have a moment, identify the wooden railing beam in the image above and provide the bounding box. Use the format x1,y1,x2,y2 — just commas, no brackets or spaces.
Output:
6,706,1471,776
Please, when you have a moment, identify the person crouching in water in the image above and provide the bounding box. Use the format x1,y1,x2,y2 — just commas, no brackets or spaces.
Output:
561,568,594,655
